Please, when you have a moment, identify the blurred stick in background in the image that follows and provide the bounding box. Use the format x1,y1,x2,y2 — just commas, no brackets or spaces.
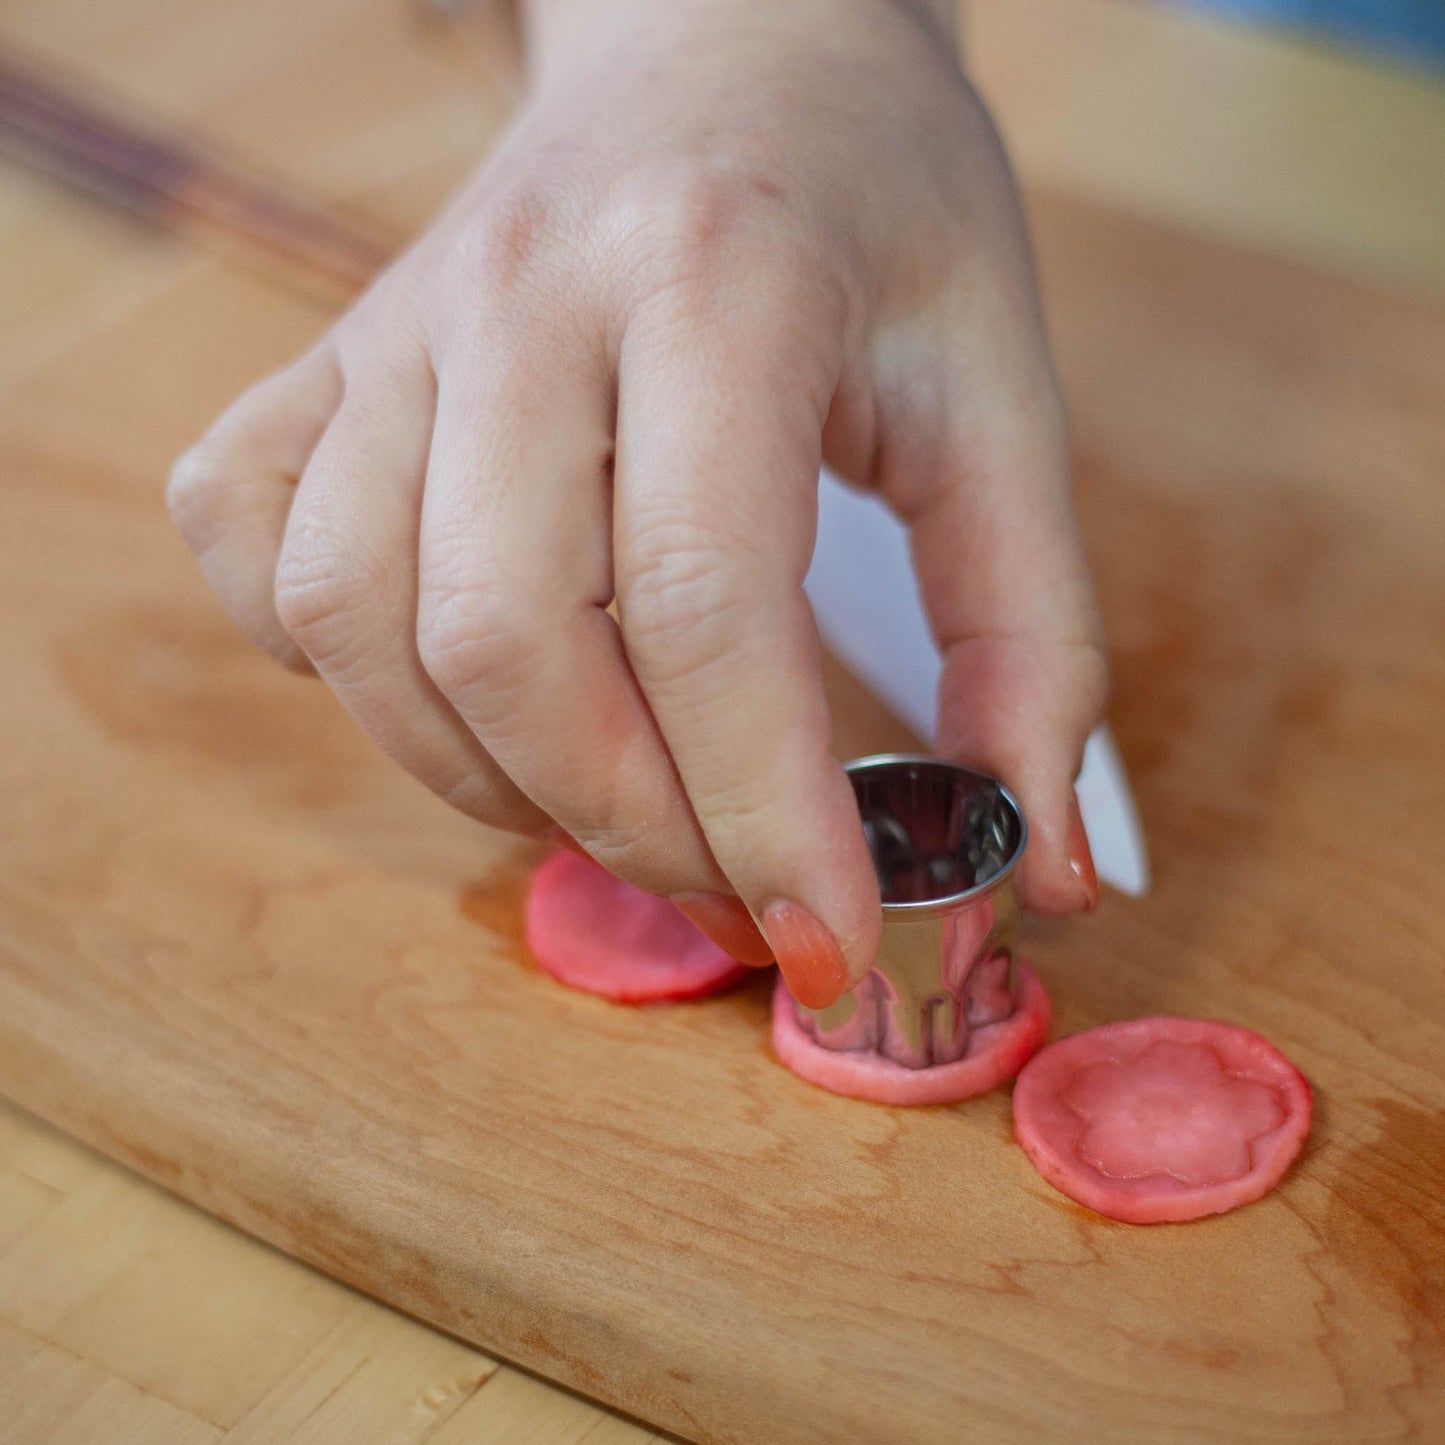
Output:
0,50,391,303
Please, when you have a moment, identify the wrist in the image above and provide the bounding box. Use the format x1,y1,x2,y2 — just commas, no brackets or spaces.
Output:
518,0,960,89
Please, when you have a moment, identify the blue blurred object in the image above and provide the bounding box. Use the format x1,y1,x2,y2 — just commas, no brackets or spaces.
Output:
1183,0,1445,68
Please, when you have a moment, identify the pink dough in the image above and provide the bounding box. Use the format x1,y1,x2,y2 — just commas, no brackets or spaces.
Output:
771,962,1052,1105
1012,1016,1312,1224
525,851,750,1003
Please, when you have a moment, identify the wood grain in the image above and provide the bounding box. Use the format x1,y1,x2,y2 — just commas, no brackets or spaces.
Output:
0,0,1443,1442
0,1098,663,1444
2,189,1442,1444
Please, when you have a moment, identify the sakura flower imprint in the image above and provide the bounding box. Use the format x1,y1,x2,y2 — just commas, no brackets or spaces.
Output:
1013,1017,1312,1223
524,851,750,1003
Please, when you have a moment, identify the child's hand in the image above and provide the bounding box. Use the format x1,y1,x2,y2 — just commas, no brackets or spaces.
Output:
168,0,1106,1009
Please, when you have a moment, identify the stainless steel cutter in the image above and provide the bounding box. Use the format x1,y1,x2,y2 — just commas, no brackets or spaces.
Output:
795,755,1027,1069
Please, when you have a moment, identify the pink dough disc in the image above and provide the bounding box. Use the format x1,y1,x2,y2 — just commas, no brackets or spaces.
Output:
524,851,750,1003
1012,1016,1312,1224
771,962,1052,1105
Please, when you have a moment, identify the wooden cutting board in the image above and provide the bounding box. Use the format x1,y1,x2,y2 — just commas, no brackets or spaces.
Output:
2,3,1444,1443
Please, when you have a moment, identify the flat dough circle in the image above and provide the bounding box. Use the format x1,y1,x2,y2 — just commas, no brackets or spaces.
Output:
525,851,750,1003
1012,1016,1312,1223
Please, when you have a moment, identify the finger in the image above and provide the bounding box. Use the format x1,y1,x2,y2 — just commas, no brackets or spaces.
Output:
897,342,1108,915
274,344,547,838
168,342,342,668
414,310,775,961
614,277,881,1008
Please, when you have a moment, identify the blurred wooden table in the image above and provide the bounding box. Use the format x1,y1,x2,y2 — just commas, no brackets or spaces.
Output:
0,1,1441,1441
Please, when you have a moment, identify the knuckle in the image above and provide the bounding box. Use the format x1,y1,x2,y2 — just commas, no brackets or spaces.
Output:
166,444,229,549
332,293,425,380
568,815,703,900
456,184,564,296
688,782,777,840
439,770,541,836
650,175,744,278
273,539,387,669
416,579,536,709
663,170,779,257
620,523,754,674
619,167,805,301
566,817,654,871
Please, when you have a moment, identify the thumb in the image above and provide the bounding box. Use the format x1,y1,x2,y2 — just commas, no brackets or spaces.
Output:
897,380,1108,914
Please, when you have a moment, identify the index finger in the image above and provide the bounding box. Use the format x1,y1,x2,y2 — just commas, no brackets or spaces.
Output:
904,350,1108,914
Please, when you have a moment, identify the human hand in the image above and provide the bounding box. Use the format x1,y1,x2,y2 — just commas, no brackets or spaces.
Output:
168,0,1106,1010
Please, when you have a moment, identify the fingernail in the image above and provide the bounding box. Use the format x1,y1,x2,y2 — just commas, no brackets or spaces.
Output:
671,893,775,967
545,828,591,861
1066,791,1099,911
760,899,851,1010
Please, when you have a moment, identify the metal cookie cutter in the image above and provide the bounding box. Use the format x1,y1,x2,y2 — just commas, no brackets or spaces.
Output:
797,755,1027,1070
